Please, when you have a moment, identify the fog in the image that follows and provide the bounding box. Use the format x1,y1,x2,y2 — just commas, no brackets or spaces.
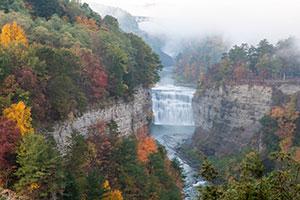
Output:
84,0,300,55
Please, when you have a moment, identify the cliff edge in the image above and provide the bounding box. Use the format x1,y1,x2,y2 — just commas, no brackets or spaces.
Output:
191,84,300,156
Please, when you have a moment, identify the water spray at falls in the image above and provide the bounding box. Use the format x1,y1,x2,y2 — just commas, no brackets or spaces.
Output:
152,85,195,125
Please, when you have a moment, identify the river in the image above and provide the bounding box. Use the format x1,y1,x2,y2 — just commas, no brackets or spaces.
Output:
149,66,204,200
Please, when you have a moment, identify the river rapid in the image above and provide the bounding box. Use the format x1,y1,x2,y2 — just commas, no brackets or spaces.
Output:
149,66,204,200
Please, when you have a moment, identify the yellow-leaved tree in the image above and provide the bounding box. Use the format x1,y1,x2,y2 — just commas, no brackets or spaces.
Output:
0,21,28,47
3,101,34,136
103,180,124,200
268,101,299,152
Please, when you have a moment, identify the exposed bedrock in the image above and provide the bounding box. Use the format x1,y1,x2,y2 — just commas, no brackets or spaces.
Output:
191,84,300,156
49,86,151,147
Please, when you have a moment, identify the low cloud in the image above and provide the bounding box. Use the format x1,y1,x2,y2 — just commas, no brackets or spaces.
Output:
139,0,300,55
85,0,300,55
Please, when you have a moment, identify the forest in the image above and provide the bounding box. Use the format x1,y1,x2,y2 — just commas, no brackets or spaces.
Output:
195,90,300,199
173,37,227,84
198,38,300,90
178,38,300,199
174,37,300,88
0,0,184,199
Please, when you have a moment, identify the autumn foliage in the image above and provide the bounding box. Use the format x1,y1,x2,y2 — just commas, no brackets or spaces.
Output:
268,102,299,152
76,15,99,31
103,180,124,200
136,127,157,163
0,21,28,47
0,117,20,185
0,2,177,198
72,47,108,99
198,38,300,90
86,121,112,170
174,37,227,84
2,101,34,136
12,66,51,119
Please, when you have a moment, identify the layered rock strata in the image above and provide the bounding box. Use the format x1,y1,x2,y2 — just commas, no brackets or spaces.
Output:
192,84,300,156
50,86,151,146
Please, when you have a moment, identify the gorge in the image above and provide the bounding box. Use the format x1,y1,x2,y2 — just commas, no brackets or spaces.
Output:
191,83,300,157
150,66,202,200
2,0,300,199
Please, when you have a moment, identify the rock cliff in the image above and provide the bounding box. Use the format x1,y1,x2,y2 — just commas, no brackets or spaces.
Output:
191,84,300,156
50,86,151,147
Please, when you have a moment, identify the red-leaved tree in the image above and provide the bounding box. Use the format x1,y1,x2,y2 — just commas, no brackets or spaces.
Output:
0,117,21,186
72,46,108,100
12,66,51,120
86,121,112,170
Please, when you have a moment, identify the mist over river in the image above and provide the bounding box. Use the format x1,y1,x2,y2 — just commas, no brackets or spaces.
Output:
149,66,204,200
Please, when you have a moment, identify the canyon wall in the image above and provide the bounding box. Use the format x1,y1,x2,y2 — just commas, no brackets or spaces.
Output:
49,86,151,147
191,84,300,156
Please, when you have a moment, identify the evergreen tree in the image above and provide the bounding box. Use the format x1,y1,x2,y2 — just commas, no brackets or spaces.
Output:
15,134,64,199
196,151,300,200
63,132,88,200
83,169,107,200
26,0,64,19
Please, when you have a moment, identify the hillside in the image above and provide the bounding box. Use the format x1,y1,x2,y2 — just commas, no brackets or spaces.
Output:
171,38,300,199
86,2,175,67
173,37,228,84
184,38,300,163
0,1,184,199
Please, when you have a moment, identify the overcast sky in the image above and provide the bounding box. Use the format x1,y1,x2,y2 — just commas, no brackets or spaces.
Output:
84,0,300,51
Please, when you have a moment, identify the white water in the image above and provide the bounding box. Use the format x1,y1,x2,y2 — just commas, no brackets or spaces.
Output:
151,67,195,126
152,85,195,125
150,67,203,200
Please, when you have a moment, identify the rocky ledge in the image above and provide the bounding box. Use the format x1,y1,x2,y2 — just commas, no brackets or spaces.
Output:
191,84,300,157
49,86,151,147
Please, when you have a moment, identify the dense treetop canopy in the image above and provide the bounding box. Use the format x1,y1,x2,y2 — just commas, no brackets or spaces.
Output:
0,0,162,122
0,1,183,200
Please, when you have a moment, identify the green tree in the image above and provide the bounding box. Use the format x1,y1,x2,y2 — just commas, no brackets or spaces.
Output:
0,50,12,84
15,134,64,199
63,132,88,200
26,0,64,19
0,0,25,13
127,33,162,88
196,151,300,200
35,46,87,119
147,145,182,200
83,169,107,200
105,45,128,97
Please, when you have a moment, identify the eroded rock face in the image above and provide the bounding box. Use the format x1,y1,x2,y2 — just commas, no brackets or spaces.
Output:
51,86,151,147
191,84,300,157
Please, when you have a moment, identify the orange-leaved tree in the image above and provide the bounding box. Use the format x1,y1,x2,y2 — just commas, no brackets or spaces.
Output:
136,126,157,163
76,15,99,31
2,101,34,136
0,21,28,47
268,102,299,152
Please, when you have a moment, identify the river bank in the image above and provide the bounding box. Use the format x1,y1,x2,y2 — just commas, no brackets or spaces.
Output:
149,125,203,200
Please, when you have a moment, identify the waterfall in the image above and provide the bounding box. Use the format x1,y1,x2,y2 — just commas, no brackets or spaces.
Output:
151,85,195,126
150,67,201,200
